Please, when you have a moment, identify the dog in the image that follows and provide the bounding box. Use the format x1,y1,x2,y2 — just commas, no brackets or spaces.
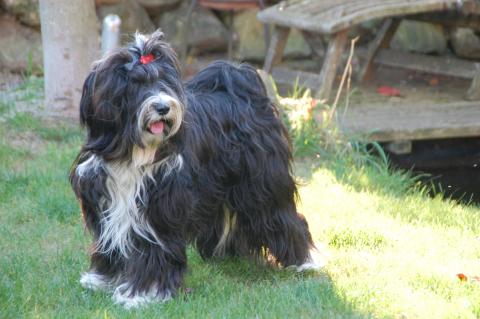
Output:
70,30,320,309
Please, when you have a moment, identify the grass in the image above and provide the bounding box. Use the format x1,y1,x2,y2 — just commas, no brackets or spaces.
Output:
1,80,480,318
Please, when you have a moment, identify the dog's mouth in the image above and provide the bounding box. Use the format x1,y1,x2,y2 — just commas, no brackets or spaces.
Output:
148,120,165,135
147,119,172,136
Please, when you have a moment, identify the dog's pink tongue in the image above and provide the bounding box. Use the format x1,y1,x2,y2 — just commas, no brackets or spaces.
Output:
150,121,164,134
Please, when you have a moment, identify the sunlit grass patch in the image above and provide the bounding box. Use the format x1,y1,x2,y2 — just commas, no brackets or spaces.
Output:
326,228,387,250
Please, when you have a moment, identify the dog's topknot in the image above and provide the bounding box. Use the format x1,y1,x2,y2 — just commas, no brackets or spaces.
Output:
121,30,181,83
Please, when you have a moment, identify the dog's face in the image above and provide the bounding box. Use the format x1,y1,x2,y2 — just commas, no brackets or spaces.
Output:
79,31,185,162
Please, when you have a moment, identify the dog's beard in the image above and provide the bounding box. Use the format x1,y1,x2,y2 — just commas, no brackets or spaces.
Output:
137,91,184,148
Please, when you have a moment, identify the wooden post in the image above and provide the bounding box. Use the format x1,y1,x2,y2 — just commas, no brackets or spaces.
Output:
39,0,99,118
263,26,290,72
316,29,348,101
357,18,401,81
467,64,480,100
257,69,279,105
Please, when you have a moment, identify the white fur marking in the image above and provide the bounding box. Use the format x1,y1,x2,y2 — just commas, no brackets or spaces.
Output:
113,283,171,309
162,154,183,178
134,32,147,49
293,248,327,272
76,154,101,178
132,145,158,169
97,152,184,258
80,272,109,291
213,206,237,257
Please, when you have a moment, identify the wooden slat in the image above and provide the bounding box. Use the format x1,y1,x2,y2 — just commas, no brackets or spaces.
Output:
263,26,290,72
316,30,348,101
338,101,480,141
467,70,480,100
357,18,400,81
271,67,319,89
258,0,463,34
410,12,480,31
270,48,479,95
375,49,478,80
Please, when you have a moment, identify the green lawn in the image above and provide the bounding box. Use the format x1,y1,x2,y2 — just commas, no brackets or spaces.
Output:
1,80,479,318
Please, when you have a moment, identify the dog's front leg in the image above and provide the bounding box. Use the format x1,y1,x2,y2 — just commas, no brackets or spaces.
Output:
112,239,187,309
113,168,192,309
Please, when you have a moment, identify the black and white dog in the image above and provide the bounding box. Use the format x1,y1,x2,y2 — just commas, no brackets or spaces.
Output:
70,30,320,308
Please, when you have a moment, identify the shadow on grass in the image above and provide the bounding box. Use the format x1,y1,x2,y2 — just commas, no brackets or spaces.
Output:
185,253,374,318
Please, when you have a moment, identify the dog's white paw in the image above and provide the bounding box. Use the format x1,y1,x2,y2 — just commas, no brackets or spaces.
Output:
294,247,328,272
113,283,172,309
80,272,109,291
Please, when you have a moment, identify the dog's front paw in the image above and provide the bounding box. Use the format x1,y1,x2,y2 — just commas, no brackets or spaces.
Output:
80,272,109,291
113,283,172,309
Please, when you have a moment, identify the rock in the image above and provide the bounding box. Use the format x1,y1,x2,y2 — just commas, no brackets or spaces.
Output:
97,0,155,37
156,2,228,54
233,10,264,60
391,20,447,54
450,28,480,60
3,0,40,28
285,29,311,59
234,10,310,61
0,14,42,72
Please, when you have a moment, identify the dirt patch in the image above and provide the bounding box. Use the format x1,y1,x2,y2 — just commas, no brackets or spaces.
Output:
0,70,23,91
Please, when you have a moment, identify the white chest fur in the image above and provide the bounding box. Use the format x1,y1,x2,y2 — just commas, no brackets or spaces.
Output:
77,148,183,258
98,160,161,257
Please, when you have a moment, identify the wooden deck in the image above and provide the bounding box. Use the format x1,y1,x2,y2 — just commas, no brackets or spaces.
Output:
264,65,480,142
258,0,462,33
332,68,480,142
338,101,480,142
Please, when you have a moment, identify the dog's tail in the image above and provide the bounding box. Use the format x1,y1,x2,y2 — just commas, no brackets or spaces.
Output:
185,61,277,113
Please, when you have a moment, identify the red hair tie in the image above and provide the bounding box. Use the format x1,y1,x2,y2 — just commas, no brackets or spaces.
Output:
140,54,154,65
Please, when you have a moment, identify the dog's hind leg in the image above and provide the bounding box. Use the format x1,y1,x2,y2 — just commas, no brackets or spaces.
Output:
232,199,319,268
225,167,323,270
194,204,248,259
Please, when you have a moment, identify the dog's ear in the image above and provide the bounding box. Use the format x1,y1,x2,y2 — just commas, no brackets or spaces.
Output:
79,66,123,134
79,70,96,127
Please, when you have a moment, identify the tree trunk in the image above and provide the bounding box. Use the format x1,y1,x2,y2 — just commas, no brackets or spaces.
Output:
39,0,99,119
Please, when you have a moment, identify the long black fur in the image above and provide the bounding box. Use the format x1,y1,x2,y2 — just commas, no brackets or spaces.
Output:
70,30,315,306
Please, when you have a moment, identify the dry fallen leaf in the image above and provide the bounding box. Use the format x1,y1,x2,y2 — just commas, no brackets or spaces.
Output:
377,86,402,97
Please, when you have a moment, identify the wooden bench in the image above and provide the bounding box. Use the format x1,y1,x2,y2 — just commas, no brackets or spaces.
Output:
258,0,480,101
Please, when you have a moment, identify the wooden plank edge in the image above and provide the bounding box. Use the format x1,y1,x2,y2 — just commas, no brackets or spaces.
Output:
374,49,477,79
339,125,480,142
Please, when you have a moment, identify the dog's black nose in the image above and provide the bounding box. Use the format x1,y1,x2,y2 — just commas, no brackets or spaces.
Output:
152,102,170,116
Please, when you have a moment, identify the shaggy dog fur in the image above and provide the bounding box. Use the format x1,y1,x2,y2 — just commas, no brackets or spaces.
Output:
70,30,320,308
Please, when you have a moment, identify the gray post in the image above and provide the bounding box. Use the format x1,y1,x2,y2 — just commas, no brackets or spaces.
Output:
102,15,121,55
39,0,99,118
